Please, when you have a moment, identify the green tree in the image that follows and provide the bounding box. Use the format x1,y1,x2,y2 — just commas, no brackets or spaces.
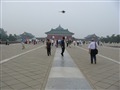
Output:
115,35,120,43
100,34,120,43
8,34,17,41
0,28,8,41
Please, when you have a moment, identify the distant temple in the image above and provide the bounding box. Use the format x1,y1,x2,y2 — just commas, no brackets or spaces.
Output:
45,25,74,40
84,34,99,41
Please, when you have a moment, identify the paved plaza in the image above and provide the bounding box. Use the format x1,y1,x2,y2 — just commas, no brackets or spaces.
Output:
0,43,120,90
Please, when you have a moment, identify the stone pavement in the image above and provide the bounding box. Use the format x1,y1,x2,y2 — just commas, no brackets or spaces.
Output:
0,44,56,90
66,45,120,90
45,48,92,90
0,43,120,90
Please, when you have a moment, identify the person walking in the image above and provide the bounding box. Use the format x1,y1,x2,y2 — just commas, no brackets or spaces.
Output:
56,39,58,48
61,37,65,56
6,39,9,45
46,39,51,56
21,42,25,49
88,38,98,64
21,38,25,50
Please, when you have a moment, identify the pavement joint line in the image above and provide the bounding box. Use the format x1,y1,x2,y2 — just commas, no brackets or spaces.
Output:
0,45,45,64
76,46,120,64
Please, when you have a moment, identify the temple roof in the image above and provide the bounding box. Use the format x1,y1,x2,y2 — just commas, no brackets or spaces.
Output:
45,25,74,35
84,34,99,41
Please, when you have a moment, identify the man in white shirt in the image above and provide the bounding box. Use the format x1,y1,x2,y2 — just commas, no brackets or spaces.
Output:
88,38,98,64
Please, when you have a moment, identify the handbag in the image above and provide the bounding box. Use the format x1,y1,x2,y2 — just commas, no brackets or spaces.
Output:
95,42,98,54
94,49,98,54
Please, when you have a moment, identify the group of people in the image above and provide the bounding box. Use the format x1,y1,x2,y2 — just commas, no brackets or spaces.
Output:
46,37,98,64
46,37,65,56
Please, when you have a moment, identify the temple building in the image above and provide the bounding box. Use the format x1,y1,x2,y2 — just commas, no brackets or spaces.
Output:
84,34,99,41
45,25,74,40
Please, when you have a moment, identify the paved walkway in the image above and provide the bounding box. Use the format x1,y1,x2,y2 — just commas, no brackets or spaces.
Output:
0,44,56,90
45,48,92,90
67,45,120,90
0,44,120,90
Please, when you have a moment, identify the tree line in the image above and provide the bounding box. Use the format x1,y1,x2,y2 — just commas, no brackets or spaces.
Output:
100,34,120,43
0,28,119,43
0,28,17,41
0,28,34,42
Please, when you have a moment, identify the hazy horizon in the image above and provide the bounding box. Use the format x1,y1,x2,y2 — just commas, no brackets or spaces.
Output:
0,0,119,38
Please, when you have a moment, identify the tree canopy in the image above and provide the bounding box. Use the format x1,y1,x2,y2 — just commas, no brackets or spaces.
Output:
0,28,8,41
0,28,34,42
100,34,120,43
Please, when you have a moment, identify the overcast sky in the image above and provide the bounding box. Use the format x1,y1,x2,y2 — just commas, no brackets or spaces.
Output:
0,0,119,38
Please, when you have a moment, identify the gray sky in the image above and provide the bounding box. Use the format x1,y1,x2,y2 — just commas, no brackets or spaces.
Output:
0,0,119,38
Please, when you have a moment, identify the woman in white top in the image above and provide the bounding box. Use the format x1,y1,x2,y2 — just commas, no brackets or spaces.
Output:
88,39,98,64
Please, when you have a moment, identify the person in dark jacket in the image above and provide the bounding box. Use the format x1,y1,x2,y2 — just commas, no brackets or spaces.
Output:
46,39,51,56
61,37,65,56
